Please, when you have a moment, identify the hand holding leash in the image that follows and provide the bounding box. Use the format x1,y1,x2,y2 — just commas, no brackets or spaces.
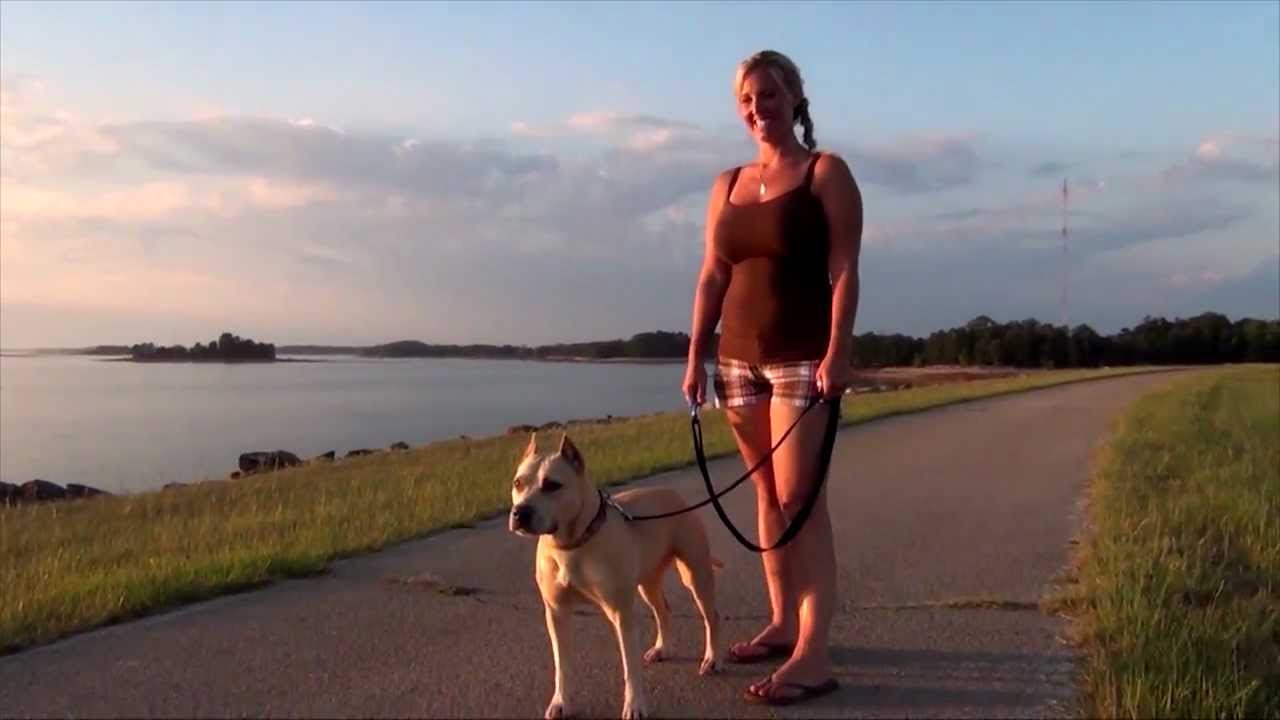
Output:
682,361,708,408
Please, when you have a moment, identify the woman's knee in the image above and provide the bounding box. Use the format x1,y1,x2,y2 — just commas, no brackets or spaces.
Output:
776,485,827,523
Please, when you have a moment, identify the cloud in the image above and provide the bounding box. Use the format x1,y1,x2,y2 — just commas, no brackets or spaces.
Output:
836,134,982,194
514,110,705,153
1162,130,1280,185
1030,161,1070,177
1186,254,1280,320
2,76,1275,349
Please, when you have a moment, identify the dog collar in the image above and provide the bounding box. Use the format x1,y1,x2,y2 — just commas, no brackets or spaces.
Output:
554,490,612,551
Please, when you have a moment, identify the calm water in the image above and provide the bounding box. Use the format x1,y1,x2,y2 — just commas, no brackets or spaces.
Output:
0,354,689,494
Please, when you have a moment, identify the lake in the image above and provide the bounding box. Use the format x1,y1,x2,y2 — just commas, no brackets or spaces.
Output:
0,354,690,494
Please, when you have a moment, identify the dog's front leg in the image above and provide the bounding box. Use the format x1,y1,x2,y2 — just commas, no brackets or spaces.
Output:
606,601,649,720
544,604,574,719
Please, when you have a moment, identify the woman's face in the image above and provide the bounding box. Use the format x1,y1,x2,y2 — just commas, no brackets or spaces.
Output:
737,67,795,145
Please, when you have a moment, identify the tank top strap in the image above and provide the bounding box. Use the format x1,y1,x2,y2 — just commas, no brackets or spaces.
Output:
802,152,822,189
725,166,742,202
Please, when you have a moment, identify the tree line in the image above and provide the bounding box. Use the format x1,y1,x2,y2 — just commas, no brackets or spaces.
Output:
362,313,1279,367
130,332,276,362
853,313,1280,368
127,314,1277,366
361,331,697,360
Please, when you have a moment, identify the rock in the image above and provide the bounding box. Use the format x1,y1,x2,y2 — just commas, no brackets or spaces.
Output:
64,483,109,499
390,441,410,451
345,448,378,458
163,482,189,491
311,451,336,463
229,471,242,479
506,424,538,435
238,450,302,474
20,479,66,503
0,481,18,507
537,421,564,431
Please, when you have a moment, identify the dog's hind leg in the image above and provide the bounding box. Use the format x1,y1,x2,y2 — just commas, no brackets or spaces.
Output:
638,578,671,664
676,557,723,675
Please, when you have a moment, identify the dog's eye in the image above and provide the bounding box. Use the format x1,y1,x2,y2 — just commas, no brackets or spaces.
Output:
541,479,563,493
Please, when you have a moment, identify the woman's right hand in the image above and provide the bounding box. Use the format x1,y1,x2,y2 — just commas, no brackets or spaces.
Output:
682,361,708,408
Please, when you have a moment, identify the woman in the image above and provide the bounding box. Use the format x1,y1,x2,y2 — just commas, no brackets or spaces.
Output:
682,49,863,706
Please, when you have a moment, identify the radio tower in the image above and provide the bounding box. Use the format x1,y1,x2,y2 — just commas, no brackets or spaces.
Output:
1059,177,1070,330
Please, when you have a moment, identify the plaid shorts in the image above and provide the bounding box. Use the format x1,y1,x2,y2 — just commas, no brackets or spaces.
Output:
712,357,822,408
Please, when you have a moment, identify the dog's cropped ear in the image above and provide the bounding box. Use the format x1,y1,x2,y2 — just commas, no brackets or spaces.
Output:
557,434,585,475
523,432,538,460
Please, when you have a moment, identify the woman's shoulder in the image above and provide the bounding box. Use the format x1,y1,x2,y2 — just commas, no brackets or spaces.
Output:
812,151,853,178
707,165,742,200
714,165,742,186
811,151,859,194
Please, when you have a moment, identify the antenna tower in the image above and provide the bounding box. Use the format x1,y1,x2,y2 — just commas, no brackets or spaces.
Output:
1060,178,1070,330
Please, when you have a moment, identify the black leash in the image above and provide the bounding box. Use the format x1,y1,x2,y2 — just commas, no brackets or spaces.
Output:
625,395,841,553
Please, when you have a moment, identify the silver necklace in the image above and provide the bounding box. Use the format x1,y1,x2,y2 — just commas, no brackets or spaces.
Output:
758,158,773,197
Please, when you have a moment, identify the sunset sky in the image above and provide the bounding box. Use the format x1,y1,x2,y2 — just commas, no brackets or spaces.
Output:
2,1,1277,348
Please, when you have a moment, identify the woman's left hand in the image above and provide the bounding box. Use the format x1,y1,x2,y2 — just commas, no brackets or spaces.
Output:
815,350,852,399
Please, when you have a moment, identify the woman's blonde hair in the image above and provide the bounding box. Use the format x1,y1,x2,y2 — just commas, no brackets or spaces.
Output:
734,50,816,151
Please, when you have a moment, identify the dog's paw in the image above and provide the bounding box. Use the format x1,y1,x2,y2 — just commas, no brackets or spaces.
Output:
701,653,721,676
698,655,722,676
545,698,573,719
642,645,665,664
620,698,649,720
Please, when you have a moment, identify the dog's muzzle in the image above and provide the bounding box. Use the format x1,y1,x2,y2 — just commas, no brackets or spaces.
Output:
510,504,534,531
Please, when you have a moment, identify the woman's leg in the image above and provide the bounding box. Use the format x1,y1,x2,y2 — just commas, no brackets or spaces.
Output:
749,398,838,693
724,403,799,657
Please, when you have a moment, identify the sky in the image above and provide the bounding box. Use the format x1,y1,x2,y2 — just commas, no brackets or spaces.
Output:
1,0,1277,348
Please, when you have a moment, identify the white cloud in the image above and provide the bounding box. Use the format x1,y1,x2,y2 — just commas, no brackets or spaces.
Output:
1164,129,1280,185
2,75,1276,348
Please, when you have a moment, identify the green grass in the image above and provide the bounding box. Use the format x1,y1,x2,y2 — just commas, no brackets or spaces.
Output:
1059,365,1279,719
1,365,1173,653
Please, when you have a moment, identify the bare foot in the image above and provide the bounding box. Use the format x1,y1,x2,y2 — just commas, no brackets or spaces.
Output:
728,624,797,663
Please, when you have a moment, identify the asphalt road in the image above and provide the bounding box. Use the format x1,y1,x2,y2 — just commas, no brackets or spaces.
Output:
0,370,1195,719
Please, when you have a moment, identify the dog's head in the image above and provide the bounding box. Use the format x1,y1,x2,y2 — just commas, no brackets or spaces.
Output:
508,433,590,537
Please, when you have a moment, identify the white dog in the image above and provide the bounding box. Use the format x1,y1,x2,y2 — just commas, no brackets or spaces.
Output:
508,433,724,719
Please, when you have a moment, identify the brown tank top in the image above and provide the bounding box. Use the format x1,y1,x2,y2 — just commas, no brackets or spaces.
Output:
714,153,832,364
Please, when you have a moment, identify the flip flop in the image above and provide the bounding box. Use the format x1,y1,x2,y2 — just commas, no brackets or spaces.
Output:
726,640,795,664
743,675,840,706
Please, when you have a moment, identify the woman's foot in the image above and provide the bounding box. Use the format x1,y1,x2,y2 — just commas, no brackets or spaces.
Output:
727,624,797,664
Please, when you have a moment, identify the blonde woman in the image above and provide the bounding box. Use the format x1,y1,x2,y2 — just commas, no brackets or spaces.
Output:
683,49,863,707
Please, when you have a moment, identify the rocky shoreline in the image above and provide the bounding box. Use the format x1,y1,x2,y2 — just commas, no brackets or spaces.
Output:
0,411,643,508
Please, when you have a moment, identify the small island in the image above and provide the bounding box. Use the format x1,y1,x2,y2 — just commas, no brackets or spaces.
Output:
125,333,278,363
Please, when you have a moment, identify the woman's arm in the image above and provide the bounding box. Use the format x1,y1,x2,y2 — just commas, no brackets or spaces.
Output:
683,170,735,405
687,170,735,366
812,153,864,394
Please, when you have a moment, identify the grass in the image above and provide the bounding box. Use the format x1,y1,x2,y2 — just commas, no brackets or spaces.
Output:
1054,365,1279,719
1,364,1177,654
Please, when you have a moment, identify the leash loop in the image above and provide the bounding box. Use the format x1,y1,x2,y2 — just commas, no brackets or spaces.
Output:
626,395,842,554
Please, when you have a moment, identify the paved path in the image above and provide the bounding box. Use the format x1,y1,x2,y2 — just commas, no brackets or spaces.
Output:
0,371,1195,719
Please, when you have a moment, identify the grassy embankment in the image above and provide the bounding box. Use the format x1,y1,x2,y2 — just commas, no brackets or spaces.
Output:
2,365,1180,653
1052,365,1278,719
